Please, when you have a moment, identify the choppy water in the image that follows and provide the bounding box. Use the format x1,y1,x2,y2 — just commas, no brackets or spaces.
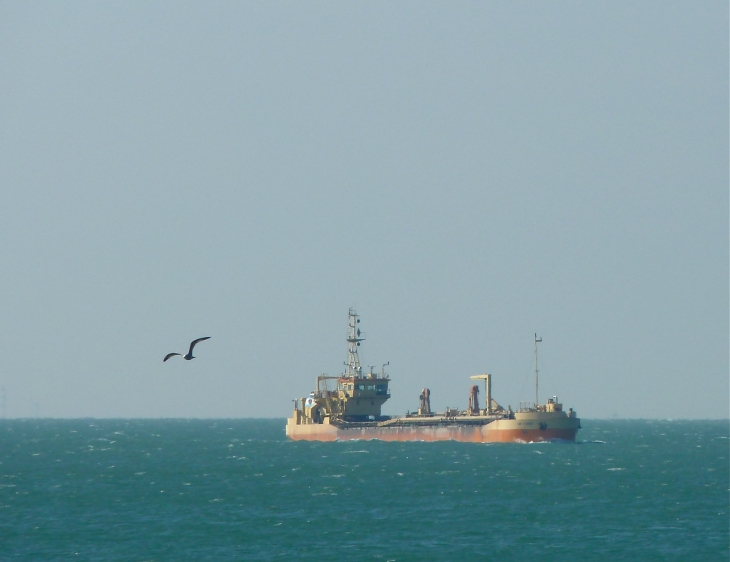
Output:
0,419,727,561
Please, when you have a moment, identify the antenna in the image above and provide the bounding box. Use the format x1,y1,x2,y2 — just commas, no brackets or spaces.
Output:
1,386,5,419
534,333,542,407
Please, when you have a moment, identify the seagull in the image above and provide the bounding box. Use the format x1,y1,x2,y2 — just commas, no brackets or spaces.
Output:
163,337,211,362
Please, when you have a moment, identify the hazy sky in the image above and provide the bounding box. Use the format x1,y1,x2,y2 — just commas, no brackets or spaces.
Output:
1,2,727,419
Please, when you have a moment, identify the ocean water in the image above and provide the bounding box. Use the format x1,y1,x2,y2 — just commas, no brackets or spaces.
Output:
0,419,727,561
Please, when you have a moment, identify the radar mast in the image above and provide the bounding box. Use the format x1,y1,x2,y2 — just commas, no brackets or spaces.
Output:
345,308,364,377
534,333,542,407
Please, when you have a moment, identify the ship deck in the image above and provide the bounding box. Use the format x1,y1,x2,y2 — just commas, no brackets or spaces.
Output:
332,415,503,430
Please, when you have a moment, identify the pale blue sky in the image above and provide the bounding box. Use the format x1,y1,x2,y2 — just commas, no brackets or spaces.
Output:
0,2,727,419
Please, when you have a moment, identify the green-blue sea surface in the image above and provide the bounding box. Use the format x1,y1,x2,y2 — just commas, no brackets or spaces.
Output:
1,419,727,561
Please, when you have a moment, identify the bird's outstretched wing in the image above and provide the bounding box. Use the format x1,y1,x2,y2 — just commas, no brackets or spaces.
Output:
188,337,211,355
163,353,181,362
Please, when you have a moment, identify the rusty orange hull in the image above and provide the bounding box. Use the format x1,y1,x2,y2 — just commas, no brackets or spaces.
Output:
286,418,579,443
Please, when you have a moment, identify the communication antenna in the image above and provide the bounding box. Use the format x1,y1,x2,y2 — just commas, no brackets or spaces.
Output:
534,333,542,407
1,386,5,419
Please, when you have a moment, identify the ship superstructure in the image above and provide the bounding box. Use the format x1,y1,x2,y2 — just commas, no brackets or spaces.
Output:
286,310,580,443
292,309,391,426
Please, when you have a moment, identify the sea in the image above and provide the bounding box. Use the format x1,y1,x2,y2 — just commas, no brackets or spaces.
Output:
0,419,727,561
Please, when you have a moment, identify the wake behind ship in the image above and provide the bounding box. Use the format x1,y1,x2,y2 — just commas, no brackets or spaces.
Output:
286,310,580,443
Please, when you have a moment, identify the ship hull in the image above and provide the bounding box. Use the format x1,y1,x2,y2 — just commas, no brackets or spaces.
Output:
286,415,580,443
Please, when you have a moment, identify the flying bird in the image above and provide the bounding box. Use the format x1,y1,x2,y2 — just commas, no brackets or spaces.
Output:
163,337,211,362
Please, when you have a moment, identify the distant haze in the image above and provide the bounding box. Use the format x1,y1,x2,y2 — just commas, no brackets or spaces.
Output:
0,2,727,419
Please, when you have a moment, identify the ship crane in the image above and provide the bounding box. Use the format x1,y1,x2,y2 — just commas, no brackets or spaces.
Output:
470,374,492,415
316,374,340,421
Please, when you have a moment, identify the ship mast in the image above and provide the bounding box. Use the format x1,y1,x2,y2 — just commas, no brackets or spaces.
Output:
345,308,364,377
534,333,542,407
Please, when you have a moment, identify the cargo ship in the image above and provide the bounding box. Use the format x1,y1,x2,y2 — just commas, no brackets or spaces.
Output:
286,310,580,443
